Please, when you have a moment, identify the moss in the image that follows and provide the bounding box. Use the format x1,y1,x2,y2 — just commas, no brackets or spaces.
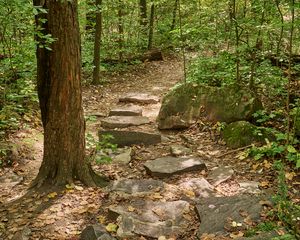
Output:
222,121,263,149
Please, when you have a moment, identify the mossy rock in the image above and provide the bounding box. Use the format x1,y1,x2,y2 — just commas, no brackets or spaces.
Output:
157,82,263,129
222,121,266,149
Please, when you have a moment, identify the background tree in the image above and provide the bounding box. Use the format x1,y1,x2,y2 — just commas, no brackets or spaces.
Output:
32,0,106,187
92,0,103,84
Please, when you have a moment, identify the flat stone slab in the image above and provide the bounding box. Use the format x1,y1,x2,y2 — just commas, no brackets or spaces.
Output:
178,177,215,198
99,130,161,147
81,224,116,240
239,181,260,194
207,166,234,186
109,105,142,116
144,157,207,178
101,116,150,129
109,179,164,196
112,148,132,165
170,145,192,156
196,195,264,237
119,93,159,104
109,200,190,238
0,171,23,188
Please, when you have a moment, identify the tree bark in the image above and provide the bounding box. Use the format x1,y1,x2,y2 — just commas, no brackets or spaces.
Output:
92,0,103,85
147,0,154,50
33,0,107,187
139,0,147,26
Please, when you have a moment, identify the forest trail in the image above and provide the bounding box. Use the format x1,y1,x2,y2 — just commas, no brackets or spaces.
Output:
0,56,278,240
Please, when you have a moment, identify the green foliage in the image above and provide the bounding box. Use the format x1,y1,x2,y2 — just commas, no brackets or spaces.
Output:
187,52,236,86
86,133,117,164
271,161,300,238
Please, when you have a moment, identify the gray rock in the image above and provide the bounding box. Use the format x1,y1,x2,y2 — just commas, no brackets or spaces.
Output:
196,195,264,237
208,166,234,186
12,226,31,240
80,225,116,240
178,178,215,198
119,93,159,104
109,200,190,238
99,130,161,147
157,83,262,130
239,181,260,194
101,116,150,129
222,121,272,148
170,145,192,156
112,148,132,164
110,179,164,195
109,105,142,116
0,171,23,188
144,157,207,178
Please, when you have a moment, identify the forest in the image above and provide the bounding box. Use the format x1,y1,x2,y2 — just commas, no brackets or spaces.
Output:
0,0,299,239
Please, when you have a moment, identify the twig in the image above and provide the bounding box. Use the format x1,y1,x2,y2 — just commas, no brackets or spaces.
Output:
216,144,252,158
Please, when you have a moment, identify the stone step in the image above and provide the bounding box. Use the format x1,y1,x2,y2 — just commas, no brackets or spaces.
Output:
144,157,207,178
196,195,268,237
100,116,150,129
99,130,161,147
119,93,159,104
108,200,190,238
109,105,142,117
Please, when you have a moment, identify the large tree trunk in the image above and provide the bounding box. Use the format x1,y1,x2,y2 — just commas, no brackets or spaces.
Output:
92,0,103,85
33,0,107,187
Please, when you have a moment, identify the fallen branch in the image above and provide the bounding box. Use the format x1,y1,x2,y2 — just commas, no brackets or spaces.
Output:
216,145,253,158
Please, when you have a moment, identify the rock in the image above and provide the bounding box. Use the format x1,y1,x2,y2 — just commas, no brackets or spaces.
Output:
144,157,207,178
222,121,267,148
109,179,164,196
119,93,159,104
99,130,161,147
109,105,142,116
80,224,116,240
170,145,192,156
101,116,150,129
112,148,132,164
157,83,262,129
12,226,31,240
196,195,264,236
239,181,260,194
178,177,215,198
109,200,190,238
207,166,234,186
0,171,23,188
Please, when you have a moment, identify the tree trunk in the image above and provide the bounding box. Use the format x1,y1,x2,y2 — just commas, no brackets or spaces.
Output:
170,0,179,31
33,0,107,187
139,0,147,26
147,0,154,50
92,0,103,85
118,0,124,61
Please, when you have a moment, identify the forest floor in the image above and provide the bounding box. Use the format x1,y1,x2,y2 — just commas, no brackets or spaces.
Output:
0,55,299,240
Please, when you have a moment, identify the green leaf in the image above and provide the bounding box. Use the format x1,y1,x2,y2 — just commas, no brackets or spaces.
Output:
287,145,297,153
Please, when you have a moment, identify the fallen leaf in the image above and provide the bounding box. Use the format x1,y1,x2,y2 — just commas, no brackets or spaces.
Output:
128,206,135,212
106,223,118,232
47,192,58,199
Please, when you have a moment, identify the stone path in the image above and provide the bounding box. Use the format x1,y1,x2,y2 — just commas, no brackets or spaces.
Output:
81,93,277,240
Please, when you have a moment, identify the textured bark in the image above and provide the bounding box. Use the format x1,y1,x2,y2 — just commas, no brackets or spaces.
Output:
33,0,107,187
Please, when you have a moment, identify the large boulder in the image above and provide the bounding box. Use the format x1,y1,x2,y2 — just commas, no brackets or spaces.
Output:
222,121,268,148
157,83,262,129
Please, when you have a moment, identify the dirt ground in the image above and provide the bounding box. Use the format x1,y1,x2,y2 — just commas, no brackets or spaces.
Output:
0,56,298,240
